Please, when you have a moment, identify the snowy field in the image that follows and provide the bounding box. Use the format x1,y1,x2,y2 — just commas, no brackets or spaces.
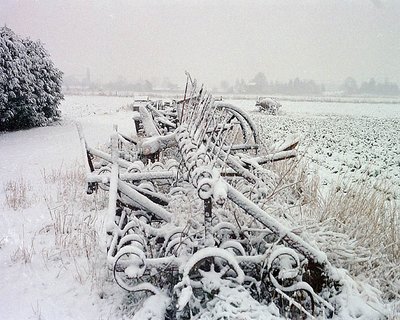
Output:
229,99,400,200
0,95,399,319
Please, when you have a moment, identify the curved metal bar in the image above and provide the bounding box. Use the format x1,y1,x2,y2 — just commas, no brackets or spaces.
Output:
215,102,259,145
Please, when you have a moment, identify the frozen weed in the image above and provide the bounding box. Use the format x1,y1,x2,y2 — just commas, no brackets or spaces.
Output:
270,155,320,207
0,237,5,249
31,300,44,320
254,117,398,305
11,245,34,264
45,202,99,258
3,177,33,210
117,103,134,112
320,178,399,261
40,163,108,286
42,162,108,210
306,176,400,301
11,228,35,264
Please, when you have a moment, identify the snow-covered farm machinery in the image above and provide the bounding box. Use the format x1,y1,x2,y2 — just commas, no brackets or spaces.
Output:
256,97,282,115
78,77,342,319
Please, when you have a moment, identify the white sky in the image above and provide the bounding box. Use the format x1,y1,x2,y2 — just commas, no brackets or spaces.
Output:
1,0,399,86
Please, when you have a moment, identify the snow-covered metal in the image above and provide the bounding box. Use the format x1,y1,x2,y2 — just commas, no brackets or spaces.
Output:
256,97,282,115
78,75,351,319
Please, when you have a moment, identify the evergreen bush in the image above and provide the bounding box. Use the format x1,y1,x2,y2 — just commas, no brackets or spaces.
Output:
0,26,63,131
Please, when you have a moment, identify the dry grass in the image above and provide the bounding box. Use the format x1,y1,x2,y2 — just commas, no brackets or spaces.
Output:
11,227,35,264
4,162,108,292
18,164,107,287
254,141,399,302
41,164,83,184
269,154,320,207
40,164,108,284
318,178,399,261
254,131,319,208
41,162,107,212
31,300,44,320
11,244,35,264
3,177,33,210
302,174,400,301
235,127,399,304
45,201,99,258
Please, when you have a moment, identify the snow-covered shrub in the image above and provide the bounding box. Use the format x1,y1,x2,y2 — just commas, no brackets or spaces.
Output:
0,26,63,131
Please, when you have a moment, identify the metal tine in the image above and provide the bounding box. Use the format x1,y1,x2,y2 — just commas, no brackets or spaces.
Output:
210,107,237,159
182,81,198,123
180,72,190,124
186,102,197,132
185,71,195,87
203,113,219,152
188,87,207,135
211,117,233,168
209,113,230,156
189,85,208,132
211,128,239,174
183,85,196,124
185,84,200,125
195,98,218,145
197,92,212,125
209,109,230,152
219,126,240,167
206,112,225,153
191,93,213,139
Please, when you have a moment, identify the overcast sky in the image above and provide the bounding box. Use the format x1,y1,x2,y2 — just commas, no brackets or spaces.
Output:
1,0,399,86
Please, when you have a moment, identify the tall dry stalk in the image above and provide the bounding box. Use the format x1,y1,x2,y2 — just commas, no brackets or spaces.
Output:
41,163,108,286
307,175,400,301
3,177,33,210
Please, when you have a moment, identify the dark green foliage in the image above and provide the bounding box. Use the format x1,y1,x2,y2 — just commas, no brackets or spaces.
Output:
0,26,63,131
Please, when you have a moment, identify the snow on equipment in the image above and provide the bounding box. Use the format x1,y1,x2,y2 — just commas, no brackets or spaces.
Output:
256,97,282,115
78,75,352,319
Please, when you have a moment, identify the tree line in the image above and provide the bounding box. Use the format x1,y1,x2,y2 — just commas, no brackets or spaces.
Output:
221,73,400,96
342,77,399,96
221,73,324,95
65,70,400,96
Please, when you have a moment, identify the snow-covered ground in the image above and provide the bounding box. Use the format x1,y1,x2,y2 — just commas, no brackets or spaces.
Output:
228,99,400,197
0,95,399,319
0,96,137,320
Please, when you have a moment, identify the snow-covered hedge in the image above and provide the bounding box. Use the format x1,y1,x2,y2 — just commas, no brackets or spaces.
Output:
0,26,63,131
